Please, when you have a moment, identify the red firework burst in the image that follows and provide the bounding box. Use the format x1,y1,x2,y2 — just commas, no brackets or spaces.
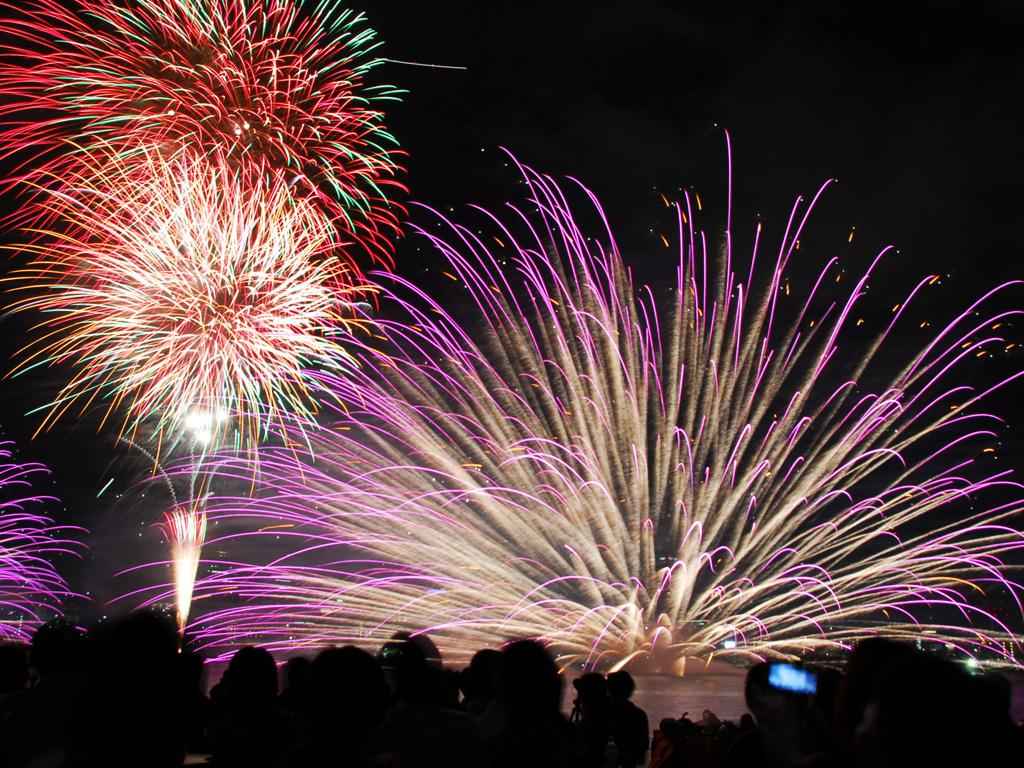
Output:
0,0,406,268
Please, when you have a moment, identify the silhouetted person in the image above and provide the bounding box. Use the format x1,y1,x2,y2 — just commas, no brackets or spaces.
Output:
210,646,304,768
0,619,87,767
302,645,389,767
723,663,816,768
366,633,484,767
377,631,441,697
177,650,212,754
0,642,28,695
84,611,186,768
570,672,609,766
440,667,464,710
484,640,571,768
830,638,914,764
278,655,310,715
462,649,501,717
607,671,648,768
854,649,1017,767
803,666,842,761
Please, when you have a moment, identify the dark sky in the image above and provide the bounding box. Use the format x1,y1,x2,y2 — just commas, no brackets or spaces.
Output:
1,0,1022,616
376,0,1023,289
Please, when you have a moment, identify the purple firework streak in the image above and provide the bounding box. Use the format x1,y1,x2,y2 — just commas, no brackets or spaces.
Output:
0,441,81,641
146,147,1024,671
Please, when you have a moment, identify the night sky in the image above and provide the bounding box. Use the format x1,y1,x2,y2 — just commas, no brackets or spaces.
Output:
0,1,1022,620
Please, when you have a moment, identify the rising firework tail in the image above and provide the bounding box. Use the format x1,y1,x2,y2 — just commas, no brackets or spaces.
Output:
0,441,82,641
0,0,406,270
114,436,208,639
4,143,369,453
142,147,1024,671
162,506,207,636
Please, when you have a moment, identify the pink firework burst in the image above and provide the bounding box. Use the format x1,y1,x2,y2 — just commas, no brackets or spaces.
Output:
0,441,81,642
153,150,1024,671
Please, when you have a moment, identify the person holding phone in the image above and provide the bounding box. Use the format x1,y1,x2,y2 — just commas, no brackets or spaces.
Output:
723,662,818,768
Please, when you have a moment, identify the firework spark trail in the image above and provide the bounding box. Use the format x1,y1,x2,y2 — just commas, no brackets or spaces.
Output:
159,151,1024,670
0,0,405,269
162,505,207,636
0,441,81,642
116,436,211,638
5,144,366,452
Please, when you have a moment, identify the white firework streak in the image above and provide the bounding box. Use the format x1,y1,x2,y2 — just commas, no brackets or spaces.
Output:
148,150,1024,671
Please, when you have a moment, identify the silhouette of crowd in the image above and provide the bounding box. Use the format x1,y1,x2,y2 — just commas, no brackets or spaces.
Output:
0,612,1020,767
650,638,1024,767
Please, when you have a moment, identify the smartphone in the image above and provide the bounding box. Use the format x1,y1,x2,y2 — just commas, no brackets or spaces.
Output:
767,662,818,694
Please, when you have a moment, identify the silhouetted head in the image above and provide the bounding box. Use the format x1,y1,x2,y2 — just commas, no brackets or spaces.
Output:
467,648,502,703
176,650,206,693
282,656,311,691
743,662,773,720
0,642,29,693
573,672,608,712
742,662,820,764
303,645,389,758
379,632,442,670
497,639,562,718
225,646,277,714
607,670,636,701
744,662,815,729
305,645,387,718
108,611,178,660
857,650,1013,766
85,611,185,765
378,632,443,702
833,639,915,751
30,618,86,678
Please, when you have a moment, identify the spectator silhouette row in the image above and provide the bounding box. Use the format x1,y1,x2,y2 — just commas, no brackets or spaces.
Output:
0,612,1020,767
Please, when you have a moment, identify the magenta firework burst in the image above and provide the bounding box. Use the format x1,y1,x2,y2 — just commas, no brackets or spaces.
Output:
0,441,79,641
161,149,1024,670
